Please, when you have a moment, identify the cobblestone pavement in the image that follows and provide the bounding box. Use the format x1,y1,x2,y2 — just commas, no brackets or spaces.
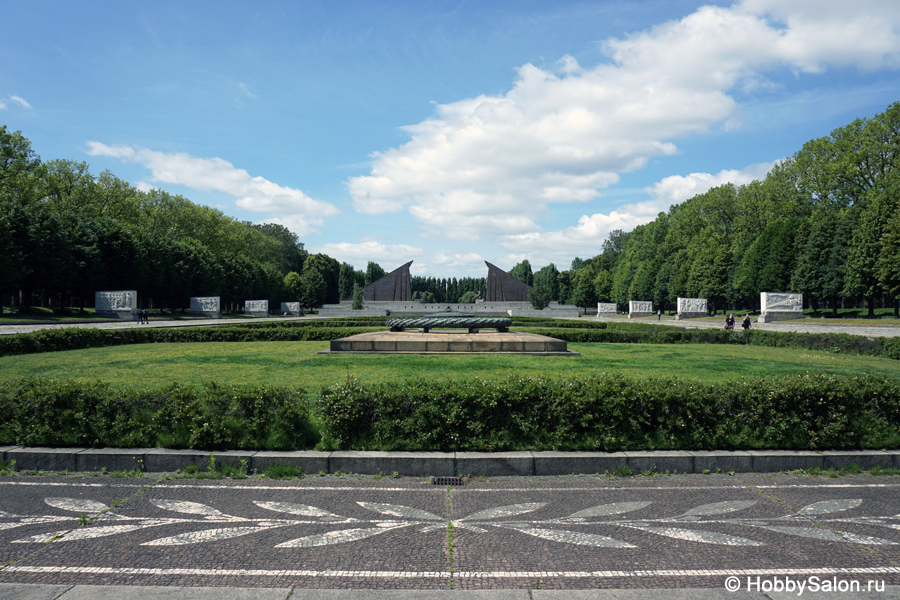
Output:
1,474,899,593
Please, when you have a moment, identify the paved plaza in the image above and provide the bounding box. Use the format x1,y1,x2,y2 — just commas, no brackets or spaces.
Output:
0,473,899,597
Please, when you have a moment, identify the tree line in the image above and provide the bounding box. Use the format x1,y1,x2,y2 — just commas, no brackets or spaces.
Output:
505,102,900,316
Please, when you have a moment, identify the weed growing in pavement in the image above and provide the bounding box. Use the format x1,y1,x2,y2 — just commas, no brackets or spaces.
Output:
870,465,900,476
110,469,144,478
0,460,15,476
77,514,90,526
264,464,304,480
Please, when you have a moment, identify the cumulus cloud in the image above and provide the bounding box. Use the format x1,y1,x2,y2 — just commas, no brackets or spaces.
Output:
645,161,777,205
86,142,339,236
312,241,423,266
500,160,778,264
347,0,900,239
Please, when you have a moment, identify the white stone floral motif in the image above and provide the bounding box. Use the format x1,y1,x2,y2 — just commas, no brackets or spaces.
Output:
3,497,898,549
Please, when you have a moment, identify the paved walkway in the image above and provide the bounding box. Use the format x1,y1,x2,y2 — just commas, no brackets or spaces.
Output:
602,315,900,338
0,473,899,597
3,313,900,338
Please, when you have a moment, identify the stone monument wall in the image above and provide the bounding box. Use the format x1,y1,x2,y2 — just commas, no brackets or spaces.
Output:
597,303,617,316
675,297,707,320
245,300,269,316
759,292,803,323
190,296,221,318
95,290,137,320
281,302,301,316
628,300,653,318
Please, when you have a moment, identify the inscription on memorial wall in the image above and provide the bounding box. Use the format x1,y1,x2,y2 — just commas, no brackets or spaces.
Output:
281,302,300,314
761,293,802,313
597,303,617,314
677,297,707,313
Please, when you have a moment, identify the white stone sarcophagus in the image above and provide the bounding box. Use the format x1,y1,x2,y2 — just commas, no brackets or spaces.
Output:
281,302,301,316
628,300,654,319
675,297,708,320
245,300,269,317
190,296,221,318
759,292,803,323
597,302,617,316
95,290,137,320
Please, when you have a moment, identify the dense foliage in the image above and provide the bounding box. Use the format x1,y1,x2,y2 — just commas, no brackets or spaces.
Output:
0,379,318,450
320,373,900,452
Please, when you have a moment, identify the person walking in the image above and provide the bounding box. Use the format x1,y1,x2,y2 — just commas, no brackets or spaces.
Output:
725,313,735,331
657,309,662,321
742,314,751,330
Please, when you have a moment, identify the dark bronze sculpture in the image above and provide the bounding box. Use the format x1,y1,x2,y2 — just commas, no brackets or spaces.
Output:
387,311,511,333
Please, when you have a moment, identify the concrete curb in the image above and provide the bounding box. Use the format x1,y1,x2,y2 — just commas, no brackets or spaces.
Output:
2,446,898,476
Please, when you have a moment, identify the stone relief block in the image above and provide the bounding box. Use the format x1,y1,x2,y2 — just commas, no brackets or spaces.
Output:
95,291,136,312
629,301,653,314
190,297,220,313
677,297,707,313
245,300,269,314
281,302,300,314
761,293,803,313
597,303,617,314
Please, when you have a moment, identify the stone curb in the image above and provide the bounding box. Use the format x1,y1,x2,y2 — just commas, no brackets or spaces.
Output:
1,446,898,476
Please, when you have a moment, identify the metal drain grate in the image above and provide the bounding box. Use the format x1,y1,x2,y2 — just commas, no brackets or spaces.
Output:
432,476,466,486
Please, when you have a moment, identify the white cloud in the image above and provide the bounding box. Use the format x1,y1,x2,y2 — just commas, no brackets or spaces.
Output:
238,83,257,98
312,241,423,267
86,142,339,236
347,0,900,240
500,160,778,263
1,95,31,110
646,161,777,204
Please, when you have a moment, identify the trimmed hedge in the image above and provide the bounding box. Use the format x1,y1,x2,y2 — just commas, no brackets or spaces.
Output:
0,379,318,450
0,326,382,356
320,373,900,452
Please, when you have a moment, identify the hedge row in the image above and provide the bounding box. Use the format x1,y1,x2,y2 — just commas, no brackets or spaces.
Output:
320,373,900,452
0,379,318,450
0,326,382,356
519,327,900,359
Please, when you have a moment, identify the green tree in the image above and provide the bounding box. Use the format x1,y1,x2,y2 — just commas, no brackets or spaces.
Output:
284,271,302,300
299,268,327,309
351,283,364,309
508,259,533,286
458,290,478,303
365,261,386,286
528,275,551,310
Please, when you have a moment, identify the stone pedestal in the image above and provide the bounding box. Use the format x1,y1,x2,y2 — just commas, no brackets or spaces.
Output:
759,292,803,323
190,296,221,318
95,290,137,320
597,302,617,316
675,297,707,320
628,300,653,318
245,299,269,317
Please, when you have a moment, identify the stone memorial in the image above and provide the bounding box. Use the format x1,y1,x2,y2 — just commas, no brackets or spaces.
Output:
597,303,617,316
675,297,707,320
628,300,654,318
190,296,221,318
245,300,269,317
95,290,137,320
485,261,532,302
759,292,803,323
363,261,413,302
281,302,301,316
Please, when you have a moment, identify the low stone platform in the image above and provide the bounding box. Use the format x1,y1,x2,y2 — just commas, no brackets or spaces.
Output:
322,330,579,355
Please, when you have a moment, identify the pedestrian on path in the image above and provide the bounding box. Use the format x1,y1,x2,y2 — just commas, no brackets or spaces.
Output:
742,314,751,330
725,313,735,331
657,309,661,320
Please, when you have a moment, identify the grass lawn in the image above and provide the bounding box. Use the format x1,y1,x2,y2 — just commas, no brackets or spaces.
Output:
1,341,897,392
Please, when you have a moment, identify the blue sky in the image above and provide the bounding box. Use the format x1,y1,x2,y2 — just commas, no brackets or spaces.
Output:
3,0,900,277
